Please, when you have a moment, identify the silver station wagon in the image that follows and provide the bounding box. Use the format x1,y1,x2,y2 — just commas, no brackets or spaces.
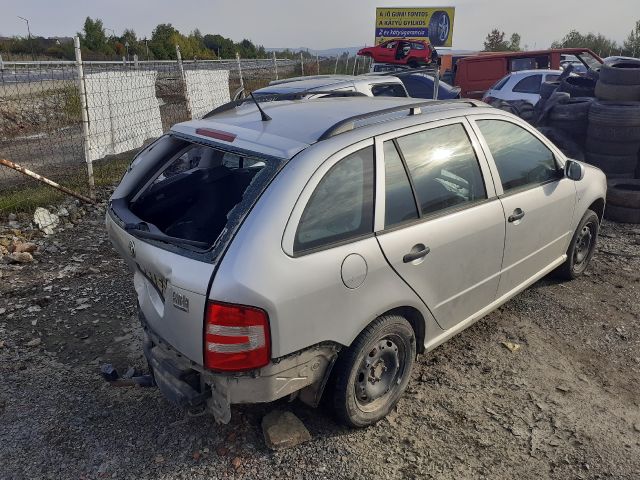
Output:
107,96,606,427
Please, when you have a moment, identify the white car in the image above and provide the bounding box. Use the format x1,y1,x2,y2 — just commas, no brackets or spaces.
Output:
482,69,562,106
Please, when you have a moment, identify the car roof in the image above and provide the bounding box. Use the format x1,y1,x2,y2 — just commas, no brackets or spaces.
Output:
507,69,562,76
259,75,403,94
171,97,487,159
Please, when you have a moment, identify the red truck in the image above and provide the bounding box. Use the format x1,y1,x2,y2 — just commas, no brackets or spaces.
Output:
452,48,603,98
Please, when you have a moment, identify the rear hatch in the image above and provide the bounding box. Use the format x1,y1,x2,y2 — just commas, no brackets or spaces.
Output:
107,133,283,364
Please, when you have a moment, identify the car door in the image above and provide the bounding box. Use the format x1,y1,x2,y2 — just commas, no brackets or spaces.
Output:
375,118,505,330
469,115,577,298
378,41,398,63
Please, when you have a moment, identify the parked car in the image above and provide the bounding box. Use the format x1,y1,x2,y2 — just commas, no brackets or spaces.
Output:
251,74,409,98
107,96,606,427
358,39,434,68
482,69,562,106
394,72,461,99
454,48,602,98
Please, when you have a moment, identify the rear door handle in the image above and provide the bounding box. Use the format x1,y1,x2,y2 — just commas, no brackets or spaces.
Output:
508,208,525,223
403,246,430,263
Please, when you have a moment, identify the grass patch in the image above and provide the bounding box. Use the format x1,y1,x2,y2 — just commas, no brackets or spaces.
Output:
0,154,133,216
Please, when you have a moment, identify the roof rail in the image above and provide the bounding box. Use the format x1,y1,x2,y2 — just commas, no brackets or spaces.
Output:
318,99,485,141
379,66,440,77
202,90,367,119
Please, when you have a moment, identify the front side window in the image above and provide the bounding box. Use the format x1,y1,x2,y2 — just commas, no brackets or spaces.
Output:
294,147,374,253
513,74,542,94
395,124,487,217
477,120,561,193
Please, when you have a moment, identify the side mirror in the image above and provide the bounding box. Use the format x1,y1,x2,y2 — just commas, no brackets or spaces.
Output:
565,159,585,181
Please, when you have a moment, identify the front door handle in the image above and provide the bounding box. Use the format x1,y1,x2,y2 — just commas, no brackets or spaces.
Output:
508,208,525,223
403,245,430,263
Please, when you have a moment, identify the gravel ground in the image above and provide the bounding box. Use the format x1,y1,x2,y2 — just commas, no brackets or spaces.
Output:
1,202,639,480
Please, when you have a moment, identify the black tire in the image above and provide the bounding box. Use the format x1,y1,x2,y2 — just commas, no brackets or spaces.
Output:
547,120,586,143
428,11,451,47
584,152,638,175
604,204,640,224
587,124,640,143
408,59,420,69
555,209,599,280
331,315,416,428
536,126,585,161
585,137,640,156
595,81,640,101
540,81,560,100
548,97,594,121
607,179,640,209
558,76,596,97
588,100,640,127
509,100,535,121
599,62,640,86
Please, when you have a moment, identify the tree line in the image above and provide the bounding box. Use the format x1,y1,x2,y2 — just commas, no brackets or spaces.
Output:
0,17,312,61
483,20,640,57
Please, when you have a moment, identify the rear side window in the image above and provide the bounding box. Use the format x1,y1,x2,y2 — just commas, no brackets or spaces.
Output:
383,141,419,227
396,124,487,216
545,74,560,82
512,74,542,94
294,147,375,253
477,120,561,192
371,83,407,97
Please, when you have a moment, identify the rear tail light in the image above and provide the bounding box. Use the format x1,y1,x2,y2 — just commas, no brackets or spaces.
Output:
204,302,270,372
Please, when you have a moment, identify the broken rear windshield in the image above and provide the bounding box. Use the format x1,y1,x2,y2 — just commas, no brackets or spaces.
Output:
125,135,280,258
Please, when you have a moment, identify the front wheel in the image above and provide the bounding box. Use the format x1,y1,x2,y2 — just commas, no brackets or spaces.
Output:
331,315,416,427
554,209,600,280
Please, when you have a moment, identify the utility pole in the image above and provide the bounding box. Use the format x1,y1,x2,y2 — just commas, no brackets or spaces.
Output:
145,38,149,61
17,16,35,61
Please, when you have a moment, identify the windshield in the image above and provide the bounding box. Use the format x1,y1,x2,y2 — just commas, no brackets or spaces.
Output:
576,52,603,70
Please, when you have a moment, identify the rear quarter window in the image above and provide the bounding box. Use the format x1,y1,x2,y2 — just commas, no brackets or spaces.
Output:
294,147,375,253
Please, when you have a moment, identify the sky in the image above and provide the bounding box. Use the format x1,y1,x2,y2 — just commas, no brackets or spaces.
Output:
0,0,638,51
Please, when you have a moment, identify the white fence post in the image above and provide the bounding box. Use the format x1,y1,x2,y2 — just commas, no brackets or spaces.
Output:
316,54,319,75
176,44,192,119
352,54,358,75
74,36,95,199
300,52,304,76
236,52,244,91
0,54,3,71
133,54,139,70
334,55,339,75
272,51,278,80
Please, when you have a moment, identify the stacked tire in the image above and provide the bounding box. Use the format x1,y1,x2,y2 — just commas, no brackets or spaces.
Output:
605,179,640,224
585,101,640,179
595,61,640,101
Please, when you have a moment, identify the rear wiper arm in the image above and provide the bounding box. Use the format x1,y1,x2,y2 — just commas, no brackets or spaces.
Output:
125,225,209,249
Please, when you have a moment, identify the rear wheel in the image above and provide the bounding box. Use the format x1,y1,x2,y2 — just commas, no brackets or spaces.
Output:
331,315,416,427
555,209,599,280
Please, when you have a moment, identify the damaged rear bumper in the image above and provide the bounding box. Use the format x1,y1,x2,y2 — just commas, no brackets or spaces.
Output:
141,316,339,424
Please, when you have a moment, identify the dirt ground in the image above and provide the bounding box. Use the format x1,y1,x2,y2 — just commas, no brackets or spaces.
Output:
0,201,639,480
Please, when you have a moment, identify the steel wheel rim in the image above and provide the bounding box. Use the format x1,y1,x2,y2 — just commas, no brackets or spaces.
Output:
573,222,595,267
354,335,406,412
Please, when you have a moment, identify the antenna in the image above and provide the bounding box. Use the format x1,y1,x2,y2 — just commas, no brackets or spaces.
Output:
249,92,272,121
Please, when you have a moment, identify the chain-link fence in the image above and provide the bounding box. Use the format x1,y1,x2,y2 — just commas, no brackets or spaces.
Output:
0,40,301,211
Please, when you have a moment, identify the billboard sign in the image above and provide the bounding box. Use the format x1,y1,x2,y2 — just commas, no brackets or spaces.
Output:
375,7,455,47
